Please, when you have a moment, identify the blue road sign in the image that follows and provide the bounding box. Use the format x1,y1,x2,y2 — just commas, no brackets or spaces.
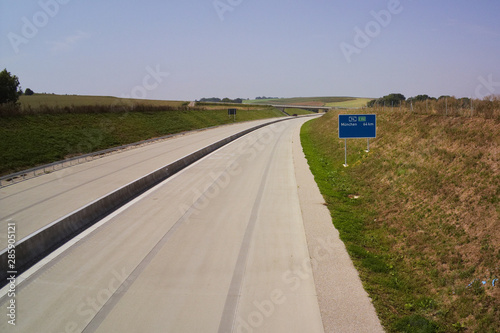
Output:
338,114,376,139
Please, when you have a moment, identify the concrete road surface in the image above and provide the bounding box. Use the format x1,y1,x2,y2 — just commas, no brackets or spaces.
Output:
0,117,383,332
0,118,288,250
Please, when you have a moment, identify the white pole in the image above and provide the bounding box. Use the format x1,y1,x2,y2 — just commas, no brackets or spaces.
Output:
344,139,348,167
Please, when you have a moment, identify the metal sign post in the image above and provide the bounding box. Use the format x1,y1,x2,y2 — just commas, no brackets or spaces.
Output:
338,114,377,167
228,108,237,121
344,139,348,167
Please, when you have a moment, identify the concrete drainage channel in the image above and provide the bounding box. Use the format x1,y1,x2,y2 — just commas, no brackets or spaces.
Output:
0,115,319,286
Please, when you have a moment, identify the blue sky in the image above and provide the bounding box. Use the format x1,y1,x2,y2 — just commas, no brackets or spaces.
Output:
1,0,499,101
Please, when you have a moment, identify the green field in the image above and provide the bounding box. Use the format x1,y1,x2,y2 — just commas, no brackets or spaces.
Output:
301,109,500,332
244,96,372,107
0,99,283,175
19,94,186,109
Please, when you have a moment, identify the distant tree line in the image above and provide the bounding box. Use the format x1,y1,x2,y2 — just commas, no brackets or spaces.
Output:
255,96,279,100
198,97,245,104
368,93,473,108
366,93,499,119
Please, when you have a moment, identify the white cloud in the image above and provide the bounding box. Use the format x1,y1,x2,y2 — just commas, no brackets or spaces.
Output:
47,31,91,54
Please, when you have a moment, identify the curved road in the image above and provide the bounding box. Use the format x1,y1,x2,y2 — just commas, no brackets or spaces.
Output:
0,117,383,332
0,118,290,248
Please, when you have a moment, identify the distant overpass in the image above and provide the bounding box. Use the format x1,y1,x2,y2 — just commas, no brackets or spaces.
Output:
270,104,332,114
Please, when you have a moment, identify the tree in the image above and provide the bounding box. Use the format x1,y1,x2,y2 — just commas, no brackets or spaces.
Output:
410,94,431,102
384,93,406,106
25,88,34,96
0,69,21,104
406,94,436,106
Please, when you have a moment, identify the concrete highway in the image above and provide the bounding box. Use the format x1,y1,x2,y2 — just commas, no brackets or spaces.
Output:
0,118,289,250
0,117,383,332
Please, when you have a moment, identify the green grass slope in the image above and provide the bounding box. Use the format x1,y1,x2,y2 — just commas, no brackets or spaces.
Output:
301,109,499,332
283,108,315,115
0,106,283,175
19,94,185,109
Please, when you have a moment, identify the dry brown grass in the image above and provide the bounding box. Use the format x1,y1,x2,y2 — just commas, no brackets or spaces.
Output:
410,96,500,119
361,110,500,331
303,108,499,332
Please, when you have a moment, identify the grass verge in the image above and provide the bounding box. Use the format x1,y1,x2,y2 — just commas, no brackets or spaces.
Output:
301,110,499,332
0,107,283,176
19,94,186,108
285,108,316,115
